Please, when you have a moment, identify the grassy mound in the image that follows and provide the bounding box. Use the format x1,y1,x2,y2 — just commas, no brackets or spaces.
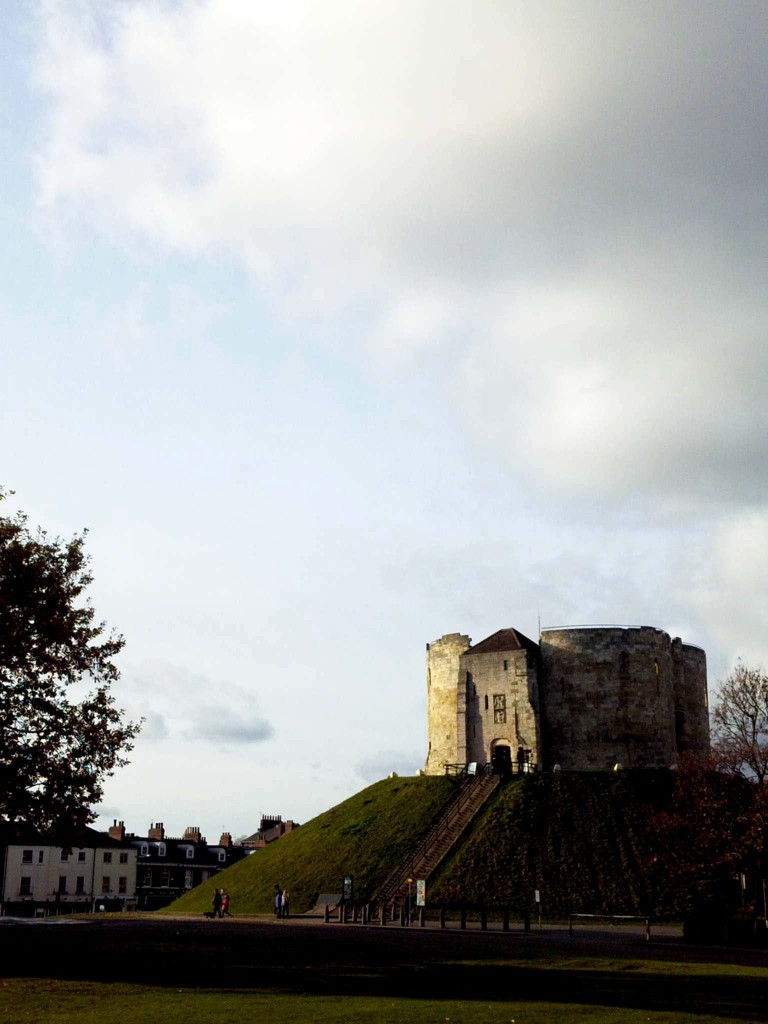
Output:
430,771,676,917
164,775,456,915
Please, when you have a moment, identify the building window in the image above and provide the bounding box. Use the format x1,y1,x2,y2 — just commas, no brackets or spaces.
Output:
185,869,194,889
60,850,70,862
101,877,110,894
58,876,67,894
186,847,194,860
218,850,226,863
503,660,509,671
38,850,45,863
142,867,152,887
103,852,113,863
19,877,32,896
78,850,87,862
22,849,33,863
119,852,128,864
157,843,166,858
493,694,507,724
76,877,85,894
161,868,171,887
140,843,149,857
484,694,489,711
118,877,127,894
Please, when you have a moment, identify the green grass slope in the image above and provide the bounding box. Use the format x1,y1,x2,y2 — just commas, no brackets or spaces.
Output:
165,775,456,916
430,771,675,918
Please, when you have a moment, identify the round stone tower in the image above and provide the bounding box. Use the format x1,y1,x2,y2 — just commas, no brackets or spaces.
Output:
671,638,710,756
425,633,470,774
538,626,680,770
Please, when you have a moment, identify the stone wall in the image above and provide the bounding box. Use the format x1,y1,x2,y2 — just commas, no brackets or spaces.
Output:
425,624,709,775
461,647,540,768
540,626,679,770
425,634,470,773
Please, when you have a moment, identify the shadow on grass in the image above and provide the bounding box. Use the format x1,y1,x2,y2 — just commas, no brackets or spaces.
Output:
1,919,766,1022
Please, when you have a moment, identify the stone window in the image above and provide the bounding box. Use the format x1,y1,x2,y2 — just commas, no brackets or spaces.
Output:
120,852,129,864
19,877,31,896
78,850,86,862
103,851,112,864
22,850,33,863
503,660,509,671
58,876,67,894
493,694,507,724
118,877,127,894
101,876,110,894
76,876,85,894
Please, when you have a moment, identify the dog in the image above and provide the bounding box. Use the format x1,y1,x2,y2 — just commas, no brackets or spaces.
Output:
203,910,216,919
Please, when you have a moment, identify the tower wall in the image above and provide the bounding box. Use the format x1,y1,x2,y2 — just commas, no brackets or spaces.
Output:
539,626,677,770
671,640,710,757
461,648,540,768
425,634,470,774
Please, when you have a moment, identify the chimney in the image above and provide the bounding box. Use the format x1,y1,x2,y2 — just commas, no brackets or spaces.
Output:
183,826,202,843
108,819,126,842
219,832,232,848
147,821,165,840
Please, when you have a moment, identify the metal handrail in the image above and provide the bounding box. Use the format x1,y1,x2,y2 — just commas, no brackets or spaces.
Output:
374,767,498,906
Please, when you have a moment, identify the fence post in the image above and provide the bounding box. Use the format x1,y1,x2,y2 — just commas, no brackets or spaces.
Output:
324,904,330,923
645,917,651,942
440,907,446,929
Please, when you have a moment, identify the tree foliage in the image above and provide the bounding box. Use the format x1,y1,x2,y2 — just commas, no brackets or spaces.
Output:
0,490,140,834
712,661,768,784
647,754,762,915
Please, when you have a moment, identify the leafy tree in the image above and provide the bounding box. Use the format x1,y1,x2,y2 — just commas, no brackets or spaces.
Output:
0,490,140,834
648,754,761,915
712,660,768,784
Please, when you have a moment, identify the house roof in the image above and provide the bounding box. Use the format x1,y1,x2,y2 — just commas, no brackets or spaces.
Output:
466,628,539,657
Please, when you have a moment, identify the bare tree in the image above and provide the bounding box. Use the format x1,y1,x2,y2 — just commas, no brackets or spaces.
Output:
712,661,768,785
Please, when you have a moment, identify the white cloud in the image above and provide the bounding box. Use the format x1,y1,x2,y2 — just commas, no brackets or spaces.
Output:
32,0,768,511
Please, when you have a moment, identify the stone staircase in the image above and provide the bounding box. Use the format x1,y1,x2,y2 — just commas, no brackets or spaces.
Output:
372,766,501,912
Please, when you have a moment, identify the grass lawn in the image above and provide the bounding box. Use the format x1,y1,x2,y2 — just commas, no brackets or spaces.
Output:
0,978,755,1024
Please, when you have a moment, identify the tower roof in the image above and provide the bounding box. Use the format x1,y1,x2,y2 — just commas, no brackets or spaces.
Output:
467,627,539,656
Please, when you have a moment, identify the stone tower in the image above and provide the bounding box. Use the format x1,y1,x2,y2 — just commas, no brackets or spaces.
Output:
425,624,709,775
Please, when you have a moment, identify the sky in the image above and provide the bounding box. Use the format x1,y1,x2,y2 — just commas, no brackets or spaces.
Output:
2,0,767,842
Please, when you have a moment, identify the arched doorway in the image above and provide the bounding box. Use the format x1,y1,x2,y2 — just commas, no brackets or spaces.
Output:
491,741,512,777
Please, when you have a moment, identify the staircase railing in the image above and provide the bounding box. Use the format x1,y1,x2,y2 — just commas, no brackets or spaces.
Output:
372,765,500,909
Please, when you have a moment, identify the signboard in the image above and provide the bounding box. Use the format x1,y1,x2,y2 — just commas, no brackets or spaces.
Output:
416,879,426,907
342,875,353,903
534,890,541,903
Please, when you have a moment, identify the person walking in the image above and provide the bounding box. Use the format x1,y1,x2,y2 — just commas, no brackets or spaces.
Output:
274,884,282,917
222,892,232,917
212,888,223,919
281,889,290,918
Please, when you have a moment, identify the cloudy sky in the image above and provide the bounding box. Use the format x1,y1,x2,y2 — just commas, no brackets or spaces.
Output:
2,1,767,841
